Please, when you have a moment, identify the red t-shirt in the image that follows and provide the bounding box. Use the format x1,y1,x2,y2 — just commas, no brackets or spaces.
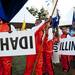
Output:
0,23,9,32
0,23,11,59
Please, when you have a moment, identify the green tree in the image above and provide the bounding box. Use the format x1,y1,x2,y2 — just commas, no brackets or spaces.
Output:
26,7,48,20
26,7,38,16
39,7,48,20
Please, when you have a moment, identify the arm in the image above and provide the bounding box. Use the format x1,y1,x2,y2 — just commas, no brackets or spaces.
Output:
32,17,52,34
31,20,45,33
36,18,52,34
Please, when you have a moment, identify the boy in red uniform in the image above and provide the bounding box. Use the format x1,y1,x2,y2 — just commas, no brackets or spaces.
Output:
59,26,71,73
43,23,54,75
0,18,12,75
24,21,45,75
24,18,54,75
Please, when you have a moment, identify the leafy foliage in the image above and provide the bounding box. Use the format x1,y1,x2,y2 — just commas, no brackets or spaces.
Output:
26,7,49,20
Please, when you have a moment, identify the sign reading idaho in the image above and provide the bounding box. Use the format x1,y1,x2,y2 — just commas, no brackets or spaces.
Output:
59,37,75,55
0,30,36,57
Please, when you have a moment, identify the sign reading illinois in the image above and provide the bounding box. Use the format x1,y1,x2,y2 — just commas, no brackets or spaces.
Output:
59,37,75,55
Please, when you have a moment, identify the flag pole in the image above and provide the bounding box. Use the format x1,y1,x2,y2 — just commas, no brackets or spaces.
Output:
32,0,58,74
21,14,26,30
51,0,60,44
51,0,58,16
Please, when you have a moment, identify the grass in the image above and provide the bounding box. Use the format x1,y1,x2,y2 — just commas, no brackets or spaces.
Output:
12,56,26,75
12,56,72,75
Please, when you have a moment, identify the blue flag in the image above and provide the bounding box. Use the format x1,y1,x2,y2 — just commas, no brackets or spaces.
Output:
0,2,6,20
52,10,60,28
69,7,75,36
72,8,75,24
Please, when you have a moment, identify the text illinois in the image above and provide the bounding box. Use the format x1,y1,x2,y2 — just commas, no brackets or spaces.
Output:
59,41,75,51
